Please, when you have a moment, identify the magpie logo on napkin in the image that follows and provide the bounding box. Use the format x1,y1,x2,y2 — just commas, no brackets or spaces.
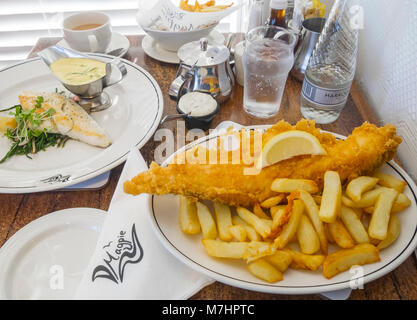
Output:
92,224,143,284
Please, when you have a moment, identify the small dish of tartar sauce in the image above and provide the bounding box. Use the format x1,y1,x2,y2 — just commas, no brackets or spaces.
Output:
178,92,218,117
176,92,219,130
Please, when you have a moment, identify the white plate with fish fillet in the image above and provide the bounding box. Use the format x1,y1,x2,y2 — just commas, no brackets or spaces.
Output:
0,54,163,193
149,124,417,295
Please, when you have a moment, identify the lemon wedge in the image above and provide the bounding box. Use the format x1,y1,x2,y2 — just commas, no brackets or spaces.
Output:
257,130,327,169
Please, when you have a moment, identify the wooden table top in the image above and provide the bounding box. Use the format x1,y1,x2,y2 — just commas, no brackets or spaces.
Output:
0,35,416,300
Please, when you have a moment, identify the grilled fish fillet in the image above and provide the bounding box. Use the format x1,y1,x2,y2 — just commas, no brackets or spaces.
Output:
18,92,112,148
124,120,402,207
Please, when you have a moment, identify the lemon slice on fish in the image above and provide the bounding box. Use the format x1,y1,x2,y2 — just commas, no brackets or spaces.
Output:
257,130,327,169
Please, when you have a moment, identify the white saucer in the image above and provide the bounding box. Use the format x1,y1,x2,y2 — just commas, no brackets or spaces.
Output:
0,208,106,300
57,32,130,57
142,30,226,64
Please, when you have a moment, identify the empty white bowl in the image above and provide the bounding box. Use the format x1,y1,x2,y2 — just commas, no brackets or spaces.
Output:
142,24,218,52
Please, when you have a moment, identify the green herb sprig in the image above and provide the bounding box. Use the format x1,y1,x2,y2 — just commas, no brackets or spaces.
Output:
0,96,69,163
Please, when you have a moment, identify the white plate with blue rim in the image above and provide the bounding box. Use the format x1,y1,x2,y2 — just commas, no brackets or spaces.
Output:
148,123,417,295
0,54,163,193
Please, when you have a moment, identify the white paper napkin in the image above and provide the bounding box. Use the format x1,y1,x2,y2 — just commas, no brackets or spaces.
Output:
74,148,214,300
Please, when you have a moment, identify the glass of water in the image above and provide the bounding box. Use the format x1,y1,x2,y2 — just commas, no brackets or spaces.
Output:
243,26,297,118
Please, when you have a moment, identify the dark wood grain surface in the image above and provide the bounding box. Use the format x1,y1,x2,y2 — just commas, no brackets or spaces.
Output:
0,35,416,300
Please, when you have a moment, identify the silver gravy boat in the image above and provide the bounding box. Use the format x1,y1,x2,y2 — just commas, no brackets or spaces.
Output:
38,45,127,112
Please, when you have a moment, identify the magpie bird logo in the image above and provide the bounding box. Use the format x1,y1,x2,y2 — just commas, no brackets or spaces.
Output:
92,224,143,284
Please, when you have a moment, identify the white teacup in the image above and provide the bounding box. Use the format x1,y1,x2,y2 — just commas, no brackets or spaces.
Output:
63,12,112,53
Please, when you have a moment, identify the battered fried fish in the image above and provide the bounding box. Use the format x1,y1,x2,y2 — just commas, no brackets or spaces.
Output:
124,120,402,207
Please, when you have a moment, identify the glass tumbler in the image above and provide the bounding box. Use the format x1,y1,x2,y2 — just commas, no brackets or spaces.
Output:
243,26,297,118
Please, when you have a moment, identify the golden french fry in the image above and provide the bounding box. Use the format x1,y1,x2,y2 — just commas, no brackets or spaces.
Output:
270,205,286,219
243,241,276,263
248,259,283,283
274,200,304,249
298,190,328,254
322,244,380,279
196,202,217,239
236,207,271,238
374,172,407,193
214,202,233,241
271,178,319,194
340,206,370,244
395,193,412,211
328,219,355,249
319,171,342,223
369,188,398,240
179,196,201,235
364,192,411,214
346,176,379,202
253,203,271,219
353,207,363,220
324,223,335,243
297,215,320,254
284,249,325,271
228,225,247,242
202,239,248,259
232,215,247,226
377,214,401,250
342,188,386,208
313,195,322,205
245,226,262,241
201,0,216,8
261,195,285,208
194,0,202,12
264,251,293,272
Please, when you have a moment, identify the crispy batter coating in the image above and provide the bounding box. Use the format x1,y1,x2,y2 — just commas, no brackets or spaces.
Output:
124,120,402,207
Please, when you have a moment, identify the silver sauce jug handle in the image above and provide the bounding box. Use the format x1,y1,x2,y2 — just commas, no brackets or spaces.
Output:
106,59,127,87
169,64,194,99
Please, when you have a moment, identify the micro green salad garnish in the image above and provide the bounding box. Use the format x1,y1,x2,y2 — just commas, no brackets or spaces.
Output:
0,96,69,163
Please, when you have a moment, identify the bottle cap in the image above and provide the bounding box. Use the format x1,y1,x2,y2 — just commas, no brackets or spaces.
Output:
270,0,288,9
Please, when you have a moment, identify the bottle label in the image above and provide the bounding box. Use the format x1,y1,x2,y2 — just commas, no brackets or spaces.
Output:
302,77,351,106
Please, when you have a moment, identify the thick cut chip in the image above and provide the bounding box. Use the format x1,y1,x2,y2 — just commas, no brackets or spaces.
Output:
236,207,271,238
346,176,379,202
328,219,355,249
196,202,217,239
284,249,325,271
377,214,401,250
202,240,248,259
271,179,319,194
179,196,201,235
298,190,328,254
274,200,304,249
319,171,342,223
322,244,380,279
214,202,233,241
368,188,398,240
340,206,370,244
248,259,283,283
374,172,407,193
297,214,320,254
264,251,293,272
228,225,247,242
260,195,285,209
